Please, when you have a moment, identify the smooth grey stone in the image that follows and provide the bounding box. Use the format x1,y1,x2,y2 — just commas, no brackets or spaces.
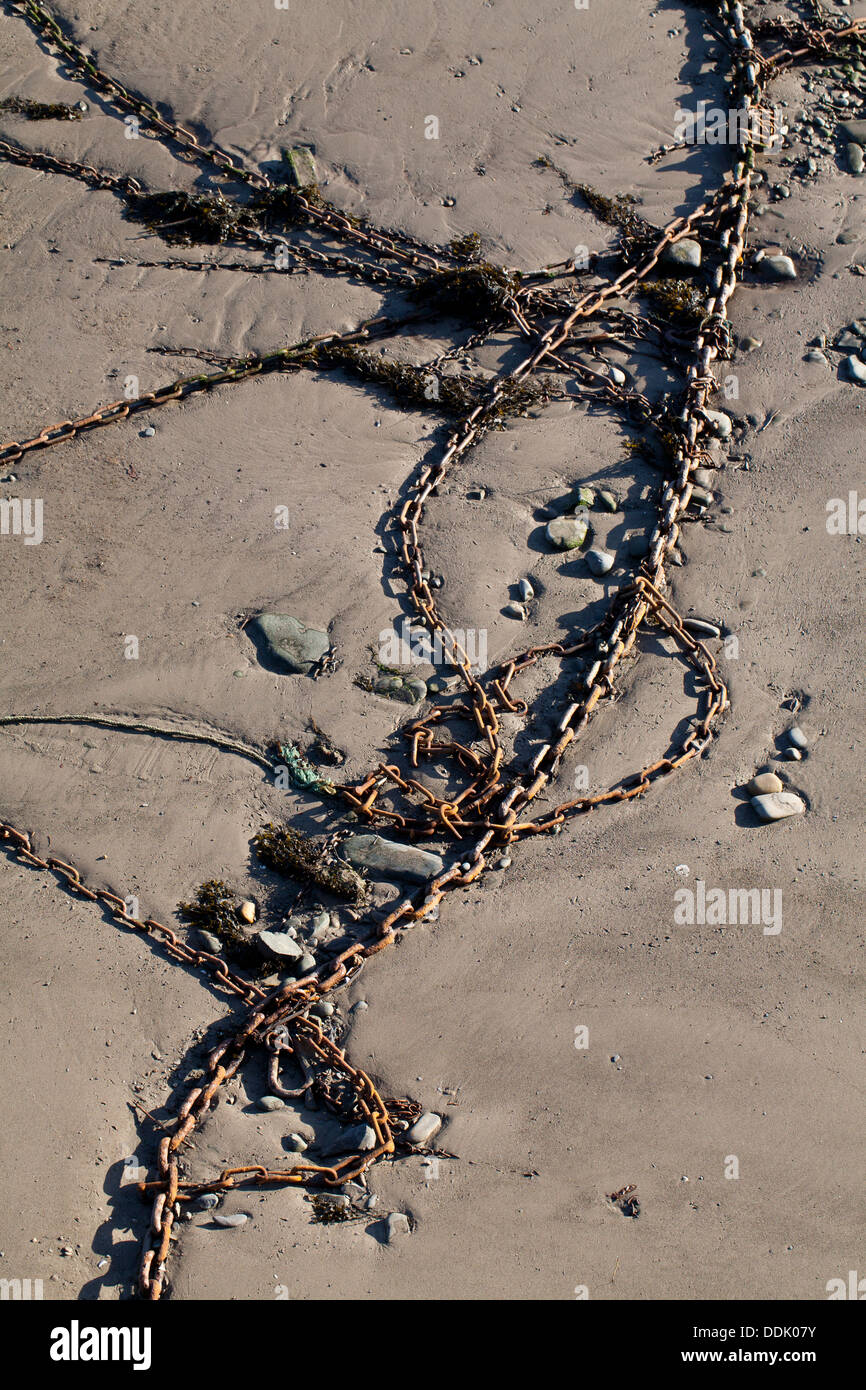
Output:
314,1192,349,1210
746,772,784,796
298,952,316,973
286,1133,308,1152
343,833,444,882
323,1123,378,1156
518,578,534,602
782,748,802,761
546,515,590,550
836,331,862,350
847,143,865,175
739,336,762,352
851,320,866,339
597,489,619,512
256,929,304,961
385,1212,411,1242
213,1212,249,1228
504,601,526,619
310,911,331,937
259,1095,284,1112
586,548,614,576
752,792,806,821
690,485,714,506
197,930,223,954
406,1112,442,1146
762,254,797,280
194,1193,220,1211
403,677,428,703
663,237,702,270
249,613,329,674
804,349,828,365
787,726,808,749
702,408,732,438
847,355,866,383
608,365,626,385
311,1000,335,1018
351,999,368,1012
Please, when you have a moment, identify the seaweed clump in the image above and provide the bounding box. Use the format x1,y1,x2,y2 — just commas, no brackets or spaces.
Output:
253,824,367,904
0,96,83,120
534,156,658,261
312,342,487,414
127,190,251,246
309,1194,366,1225
410,263,520,323
642,278,706,327
177,879,262,967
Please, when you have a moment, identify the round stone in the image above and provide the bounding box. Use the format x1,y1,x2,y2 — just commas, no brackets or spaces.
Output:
746,772,784,796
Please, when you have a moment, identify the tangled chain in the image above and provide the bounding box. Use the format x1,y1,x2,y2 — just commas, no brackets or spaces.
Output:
0,1,859,1298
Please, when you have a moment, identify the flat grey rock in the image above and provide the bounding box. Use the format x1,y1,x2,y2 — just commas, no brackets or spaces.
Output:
847,355,866,384
343,833,444,882
702,408,732,438
249,612,329,674
256,929,304,962
752,792,806,822
842,119,866,147
213,1212,249,1228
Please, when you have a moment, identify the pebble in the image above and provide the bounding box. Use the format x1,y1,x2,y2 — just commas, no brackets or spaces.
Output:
739,336,762,352
663,237,702,270
848,143,865,175
385,1212,411,1242
311,1000,335,1018
259,1096,284,1112
586,548,614,576
762,254,797,280
609,365,626,385
847,355,866,384
406,1112,442,1146
782,748,802,761
751,792,806,822
311,911,331,937
836,331,862,350
286,1133,308,1152
504,601,526,620
249,613,329,675
142,426,155,438
344,833,444,882
256,929,304,962
518,578,534,602
804,349,828,366
575,486,596,509
237,900,257,925
787,726,808,749
198,930,222,954
213,1213,249,1228
351,999,369,1012
702,408,732,438
496,855,512,869
597,489,619,512
746,772,784,796
546,515,590,550
298,952,316,973
194,1194,220,1211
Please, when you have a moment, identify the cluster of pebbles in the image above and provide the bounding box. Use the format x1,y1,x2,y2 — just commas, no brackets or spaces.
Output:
743,726,810,823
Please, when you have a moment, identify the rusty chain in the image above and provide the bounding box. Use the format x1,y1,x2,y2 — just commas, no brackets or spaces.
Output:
0,1,856,1298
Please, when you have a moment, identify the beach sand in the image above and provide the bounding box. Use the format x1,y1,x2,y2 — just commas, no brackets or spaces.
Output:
0,0,863,1301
